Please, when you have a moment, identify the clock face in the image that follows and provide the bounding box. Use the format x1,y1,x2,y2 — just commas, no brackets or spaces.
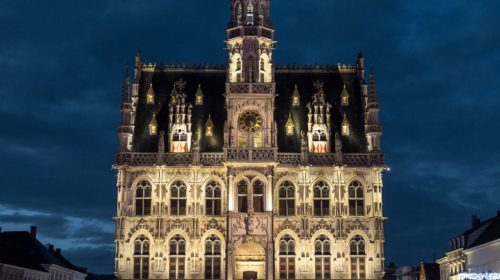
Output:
239,111,263,133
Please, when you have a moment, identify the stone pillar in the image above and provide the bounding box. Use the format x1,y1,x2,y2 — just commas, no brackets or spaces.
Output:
266,174,273,212
228,174,234,212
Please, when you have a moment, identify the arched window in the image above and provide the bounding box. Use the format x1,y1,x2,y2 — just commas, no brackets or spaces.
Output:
237,180,248,213
279,235,295,279
348,181,364,216
314,181,330,216
204,235,222,280
314,235,331,279
171,181,187,215
260,58,265,71
236,3,242,25
279,181,295,216
135,181,152,216
252,180,264,212
206,181,222,216
133,235,150,279
350,235,366,279
169,235,186,279
236,58,242,71
246,1,254,25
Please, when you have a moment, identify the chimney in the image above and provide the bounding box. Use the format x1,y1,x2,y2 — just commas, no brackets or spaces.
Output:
471,215,481,228
48,244,54,252
30,225,37,238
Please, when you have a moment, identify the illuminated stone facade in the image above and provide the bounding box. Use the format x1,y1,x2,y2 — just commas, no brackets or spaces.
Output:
114,1,386,279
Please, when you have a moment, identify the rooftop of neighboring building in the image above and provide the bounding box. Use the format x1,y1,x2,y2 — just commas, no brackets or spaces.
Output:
0,226,86,274
447,211,500,252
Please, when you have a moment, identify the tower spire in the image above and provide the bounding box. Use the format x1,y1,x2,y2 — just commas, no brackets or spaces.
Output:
369,67,378,104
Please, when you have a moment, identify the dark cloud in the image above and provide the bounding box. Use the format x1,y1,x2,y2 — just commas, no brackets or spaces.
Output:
0,0,499,274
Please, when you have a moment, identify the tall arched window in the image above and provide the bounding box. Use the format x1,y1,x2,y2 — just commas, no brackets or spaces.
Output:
246,1,254,25
133,235,150,279
236,3,242,25
252,180,264,212
204,235,222,280
314,235,331,279
237,181,248,213
169,235,186,279
279,181,295,216
350,235,366,279
314,181,330,216
206,181,222,216
348,181,364,216
279,234,295,280
171,181,187,215
135,181,152,216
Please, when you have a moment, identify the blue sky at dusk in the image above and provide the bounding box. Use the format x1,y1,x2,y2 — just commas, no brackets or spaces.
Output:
1,0,499,274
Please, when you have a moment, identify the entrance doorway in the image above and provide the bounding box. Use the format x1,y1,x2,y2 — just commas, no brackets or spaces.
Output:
243,271,258,280
235,240,265,280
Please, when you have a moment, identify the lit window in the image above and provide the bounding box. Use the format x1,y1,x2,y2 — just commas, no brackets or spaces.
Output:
292,84,300,106
279,235,295,279
195,84,203,106
205,235,222,280
252,180,264,212
170,181,187,215
350,235,366,279
206,181,221,216
313,181,329,216
246,2,254,25
146,83,155,105
135,181,152,216
341,84,349,106
348,181,364,216
169,235,185,279
205,114,214,137
133,235,150,279
342,114,350,136
237,181,248,213
237,3,242,25
315,235,331,279
286,114,295,136
278,181,295,216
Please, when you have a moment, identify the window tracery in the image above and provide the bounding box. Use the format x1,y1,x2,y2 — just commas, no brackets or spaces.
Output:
171,181,187,215
279,234,295,279
279,181,295,216
205,235,222,280
348,181,364,216
135,181,152,216
313,181,330,216
315,235,331,279
133,235,150,279
169,235,186,279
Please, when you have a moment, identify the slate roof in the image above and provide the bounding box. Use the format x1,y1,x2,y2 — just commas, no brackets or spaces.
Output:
465,212,500,248
132,65,368,154
0,231,83,273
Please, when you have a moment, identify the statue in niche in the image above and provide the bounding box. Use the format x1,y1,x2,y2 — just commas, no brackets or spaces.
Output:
244,212,257,235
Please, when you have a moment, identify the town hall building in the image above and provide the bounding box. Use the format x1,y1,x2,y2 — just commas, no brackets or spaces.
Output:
113,1,386,279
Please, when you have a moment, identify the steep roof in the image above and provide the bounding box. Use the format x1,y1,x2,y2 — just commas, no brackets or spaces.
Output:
0,231,82,273
132,65,368,153
466,212,500,248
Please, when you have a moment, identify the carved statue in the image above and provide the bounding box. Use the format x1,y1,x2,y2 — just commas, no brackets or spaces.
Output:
158,131,165,154
244,212,256,235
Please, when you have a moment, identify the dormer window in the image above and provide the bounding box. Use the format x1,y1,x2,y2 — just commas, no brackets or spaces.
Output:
341,84,349,106
286,114,295,136
246,2,254,25
292,84,300,106
342,114,350,136
149,117,158,136
146,83,155,105
195,84,204,106
311,129,327,153
205,114,214,137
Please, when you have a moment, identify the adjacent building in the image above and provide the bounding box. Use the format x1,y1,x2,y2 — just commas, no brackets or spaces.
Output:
437,212,500,280
114,1,386,279
0,226,87,280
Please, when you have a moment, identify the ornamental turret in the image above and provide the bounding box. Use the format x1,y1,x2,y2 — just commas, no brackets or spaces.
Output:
365,68,382,152
227,0,274,84
118,67,134,152
307,80,332,153
168,79,193,153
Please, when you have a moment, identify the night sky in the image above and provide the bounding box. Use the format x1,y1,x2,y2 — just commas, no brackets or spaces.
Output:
1,0,499,274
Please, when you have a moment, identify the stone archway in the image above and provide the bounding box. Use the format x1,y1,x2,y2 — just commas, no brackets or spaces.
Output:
235,240,266,280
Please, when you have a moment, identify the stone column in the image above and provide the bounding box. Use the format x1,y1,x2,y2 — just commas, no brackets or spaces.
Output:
228,174,234,212
266,174,273,212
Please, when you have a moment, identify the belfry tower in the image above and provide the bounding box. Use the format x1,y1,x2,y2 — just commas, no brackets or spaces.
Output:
114,1,386,279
